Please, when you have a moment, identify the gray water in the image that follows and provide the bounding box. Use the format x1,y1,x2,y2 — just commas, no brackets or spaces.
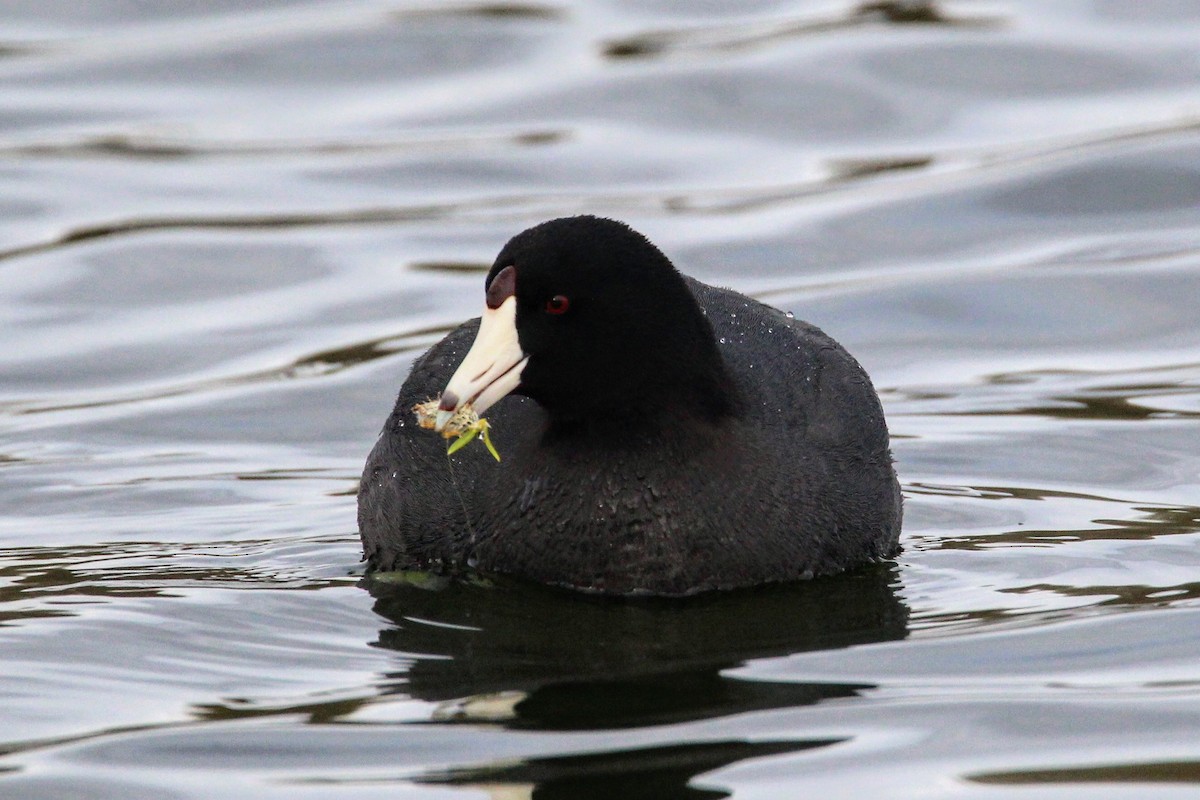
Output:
3,1,1200,798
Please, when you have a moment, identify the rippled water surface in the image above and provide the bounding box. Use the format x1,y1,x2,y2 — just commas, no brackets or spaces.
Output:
3,1,1200,797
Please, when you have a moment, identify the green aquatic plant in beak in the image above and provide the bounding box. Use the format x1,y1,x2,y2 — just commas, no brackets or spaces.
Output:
445,417,501,461
413,399,501,462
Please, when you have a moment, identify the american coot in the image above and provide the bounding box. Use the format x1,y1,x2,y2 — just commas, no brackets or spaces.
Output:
359,216,902,596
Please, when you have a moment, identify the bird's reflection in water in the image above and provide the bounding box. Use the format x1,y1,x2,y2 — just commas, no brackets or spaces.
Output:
419,738,843,800
366,563,908,799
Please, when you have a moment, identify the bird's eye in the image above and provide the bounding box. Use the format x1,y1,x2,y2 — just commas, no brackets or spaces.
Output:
544,295,570,315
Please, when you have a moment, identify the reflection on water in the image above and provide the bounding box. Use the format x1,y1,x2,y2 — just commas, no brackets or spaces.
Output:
972,370,1200,422
0,539,345,627
368,565,904,717
602,0,1003,60
908,485,1200,548
365,569,902,797
1008,580,1200,611
420,738,838,800
971,760,1200,786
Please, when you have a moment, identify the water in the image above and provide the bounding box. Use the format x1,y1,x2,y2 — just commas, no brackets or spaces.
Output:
2,1,1200,797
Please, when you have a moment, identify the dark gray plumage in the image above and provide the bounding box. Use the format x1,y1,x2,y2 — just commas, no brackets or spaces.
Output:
359,216,901,595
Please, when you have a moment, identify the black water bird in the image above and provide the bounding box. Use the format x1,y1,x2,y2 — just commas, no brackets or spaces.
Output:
359,216,901,595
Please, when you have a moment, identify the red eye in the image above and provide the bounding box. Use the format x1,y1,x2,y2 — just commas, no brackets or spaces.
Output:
544,295,570,315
